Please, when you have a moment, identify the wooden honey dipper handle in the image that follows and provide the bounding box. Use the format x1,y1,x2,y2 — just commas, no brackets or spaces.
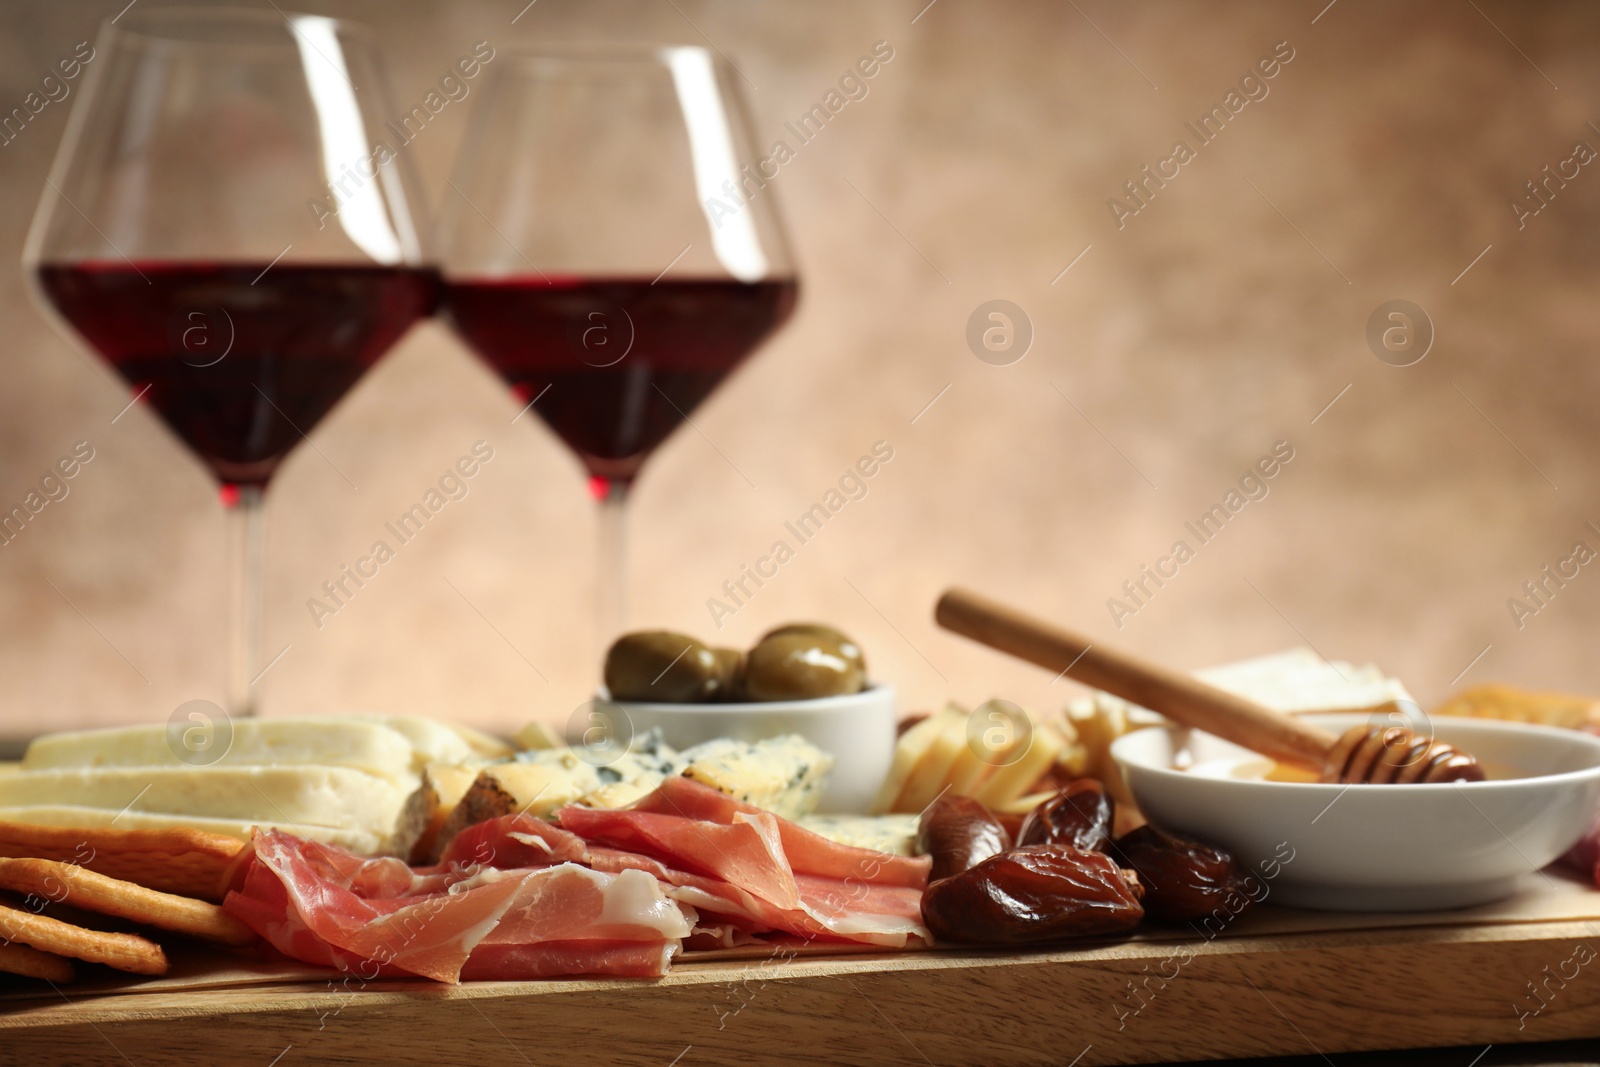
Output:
935,588,1338,771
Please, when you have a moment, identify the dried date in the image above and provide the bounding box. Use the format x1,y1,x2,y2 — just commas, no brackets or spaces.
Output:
916,795,1011,882
1016,778,1113,852
1112,824,1253,924
921,844,1145,945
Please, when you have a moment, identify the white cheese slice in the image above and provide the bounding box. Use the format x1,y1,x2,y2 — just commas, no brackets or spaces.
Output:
1070,646,1415,724
348,715,475,768
446,723,514,761
1194,647,1414,713
0,765,419,834
23,718,419,781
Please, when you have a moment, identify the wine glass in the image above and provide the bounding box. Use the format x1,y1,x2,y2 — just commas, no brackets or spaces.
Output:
25,9,436,717
437,45,797,644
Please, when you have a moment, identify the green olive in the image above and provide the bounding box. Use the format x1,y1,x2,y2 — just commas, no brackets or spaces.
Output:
604,630,720,703
744,632,866,701
759,623,866,677
710,647,747,702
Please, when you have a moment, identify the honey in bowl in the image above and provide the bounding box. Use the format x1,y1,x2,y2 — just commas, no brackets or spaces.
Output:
1188,755,1519,783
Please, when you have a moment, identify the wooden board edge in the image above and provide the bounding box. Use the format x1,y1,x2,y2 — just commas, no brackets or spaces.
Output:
1,918,1598,1066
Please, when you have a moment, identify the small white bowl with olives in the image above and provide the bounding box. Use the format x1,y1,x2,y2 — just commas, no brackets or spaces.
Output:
597,624,896,813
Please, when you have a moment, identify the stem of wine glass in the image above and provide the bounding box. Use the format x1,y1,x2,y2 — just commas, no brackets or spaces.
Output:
595,478,630,653
226,485,266,719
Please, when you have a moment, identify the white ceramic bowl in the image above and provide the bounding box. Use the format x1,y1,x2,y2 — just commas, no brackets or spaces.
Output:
1112,713,1600,911
596,685,896,814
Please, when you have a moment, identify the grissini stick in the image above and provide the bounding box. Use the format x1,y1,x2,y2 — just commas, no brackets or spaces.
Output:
934,588,1483,784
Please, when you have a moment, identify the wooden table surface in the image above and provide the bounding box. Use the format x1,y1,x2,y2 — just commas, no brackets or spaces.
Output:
3,916,1598,1066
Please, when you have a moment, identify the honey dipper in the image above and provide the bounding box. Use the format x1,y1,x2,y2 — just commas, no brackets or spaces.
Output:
935,588,1484,784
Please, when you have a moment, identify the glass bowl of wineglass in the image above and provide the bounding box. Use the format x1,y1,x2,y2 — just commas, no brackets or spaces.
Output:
25,9,437,717
437,45,798,647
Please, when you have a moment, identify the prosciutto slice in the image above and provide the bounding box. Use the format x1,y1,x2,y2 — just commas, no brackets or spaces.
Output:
557,807,803,909
439,813,588,870
557,778,932,948
623,776,931,888
225,830,689,982
224,777,932,982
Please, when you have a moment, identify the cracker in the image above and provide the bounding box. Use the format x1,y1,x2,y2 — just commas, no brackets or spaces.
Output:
0,858,254,946
0,941,74,983
0,902,167,975
0,821,242,902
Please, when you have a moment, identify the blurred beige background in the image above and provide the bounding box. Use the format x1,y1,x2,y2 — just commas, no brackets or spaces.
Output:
2,0,1597,740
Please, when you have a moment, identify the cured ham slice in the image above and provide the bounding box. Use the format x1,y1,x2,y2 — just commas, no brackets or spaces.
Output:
226,831,525,982
225,776,932,982
796,873,929,946
437,812,586,870
580,847,927,948
624,776,931,888
557,778,932,949
482,865,691,945
225,829,689,982
558,807,803,909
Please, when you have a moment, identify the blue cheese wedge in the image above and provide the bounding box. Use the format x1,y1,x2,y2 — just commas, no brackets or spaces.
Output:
797,813,920,856
489,749,606,814
674,735,832,820
571,775,665,811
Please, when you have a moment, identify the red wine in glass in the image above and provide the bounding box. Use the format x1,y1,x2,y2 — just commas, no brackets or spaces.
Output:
438,46,800,647
25,10,436,717
443,276,795,488
37,261,439,487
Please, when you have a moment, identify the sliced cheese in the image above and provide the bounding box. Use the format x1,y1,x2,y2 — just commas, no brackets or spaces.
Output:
973,723,1066,809
895,704,970,814
449,723,515,761
870,714,944,814
23,718,417,781
0,805,387,855
412,763,483,862
1196,647,1414,713
0,765,419,834
484,755,605,816
429,755,605,859
945,711,994,800
357,715,474,768
512,721,563,751
426,763,482,813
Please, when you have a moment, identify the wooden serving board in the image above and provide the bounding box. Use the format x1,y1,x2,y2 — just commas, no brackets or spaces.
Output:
2,913,1598,1066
